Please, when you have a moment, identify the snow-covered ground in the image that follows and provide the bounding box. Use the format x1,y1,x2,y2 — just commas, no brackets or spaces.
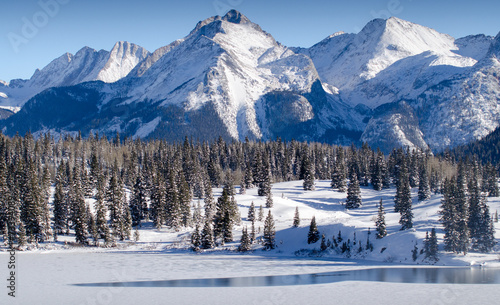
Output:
1,180,500,304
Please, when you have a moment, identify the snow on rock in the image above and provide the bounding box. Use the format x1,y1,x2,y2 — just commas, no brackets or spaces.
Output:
0,92,7,99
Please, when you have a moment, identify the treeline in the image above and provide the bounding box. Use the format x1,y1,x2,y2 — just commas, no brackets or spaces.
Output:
0,132,495,253
445,126,500,166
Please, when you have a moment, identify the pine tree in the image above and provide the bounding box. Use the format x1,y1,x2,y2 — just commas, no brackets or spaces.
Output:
200,219,214,249
238,227,251,252
263,210,276,250
418,164,431,201
307,216,320,244
320,234,327,251
440,178,461,253
425,228,439,262
204,181,216,222
345,172,362,209
395,161,413,230
375,199,387,239
165,170,181,230
247,201,255,222
106,163,124,238
468,166,495,252
130,173,147,227
191,224,201,249
293,206,300,228
94,175,109,239
133,227,140,242
302,149,316,191
266,191,273,208
258,205,264,222
17,221,27,247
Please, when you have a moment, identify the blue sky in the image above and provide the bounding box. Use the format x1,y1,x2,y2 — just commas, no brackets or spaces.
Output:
2,0,500,81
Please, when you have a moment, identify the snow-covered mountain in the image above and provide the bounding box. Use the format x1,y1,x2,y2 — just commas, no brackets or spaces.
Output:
0,41,149,111
1,11,499,152
1,10,364,143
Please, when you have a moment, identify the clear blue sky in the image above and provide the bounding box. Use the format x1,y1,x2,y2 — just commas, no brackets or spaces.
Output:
1,0,500,82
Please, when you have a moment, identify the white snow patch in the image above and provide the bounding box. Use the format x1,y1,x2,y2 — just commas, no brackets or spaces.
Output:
133,117,161,138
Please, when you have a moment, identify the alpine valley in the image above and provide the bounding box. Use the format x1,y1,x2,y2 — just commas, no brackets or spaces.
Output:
1,10,500,152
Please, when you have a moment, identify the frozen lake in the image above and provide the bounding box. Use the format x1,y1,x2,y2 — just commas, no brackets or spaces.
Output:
3,250,500,305
75,266,500,287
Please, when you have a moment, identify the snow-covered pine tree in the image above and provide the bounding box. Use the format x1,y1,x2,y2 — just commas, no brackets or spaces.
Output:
130,172,147,227
427,228,439,262
320,234,327,251
204,180,216,222
468,165,495,252
106,161,124,238
258,205,264,222
293,206,300,228
395,160,413,230
345,172,362,209
307,216,320,244
440,178,460,253
248,201,255,222
191,224,201,249
263,210,276,250
178,174,192,228
302,148,315,191
200,219,214,249
418,163,431,201
238,227,251,252
375,199,387,239
166,170,181,230
266,191,273,208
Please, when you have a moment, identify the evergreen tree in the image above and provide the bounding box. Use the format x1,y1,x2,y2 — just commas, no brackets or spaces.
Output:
191,224,201,249
95,175,109,240
247,201,255,222
129,173,147,227
258,205,264,222
266,191,273,208
200,219,214,249
204,181,216,222
418,163,431,201
293,206,300,228
375,199,387,239
106,163,124,238
238,227,251,252
307,216,320,244
165,170,181,230
424,228,439,262
395,161,413,230
302,149,315,191
320,234,327,251
468,166,495,252
345,172,362,209
331,148,347,192
263,210,276,250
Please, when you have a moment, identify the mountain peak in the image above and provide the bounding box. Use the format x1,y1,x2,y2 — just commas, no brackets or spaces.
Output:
222,9,250,24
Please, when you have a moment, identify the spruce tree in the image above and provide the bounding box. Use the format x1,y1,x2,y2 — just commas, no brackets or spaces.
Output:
258,205,264,222
238,227,251,252
307,216,320,244
204,181,216,222
247,201,255,222
191,224,201,249
345,172,362,209
263,210,276,250
395,161,413,230
418,164,431,201
293,206,300,228
266,191,273,208
200,219,214,249
302,149,316,191
320,234,327,251
130,173,147,227
375,199,387,239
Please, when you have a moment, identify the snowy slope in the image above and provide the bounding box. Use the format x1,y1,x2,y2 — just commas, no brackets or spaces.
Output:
415,32,500,151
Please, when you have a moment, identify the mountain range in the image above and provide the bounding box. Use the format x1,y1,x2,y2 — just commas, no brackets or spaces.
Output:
1,10,499,153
